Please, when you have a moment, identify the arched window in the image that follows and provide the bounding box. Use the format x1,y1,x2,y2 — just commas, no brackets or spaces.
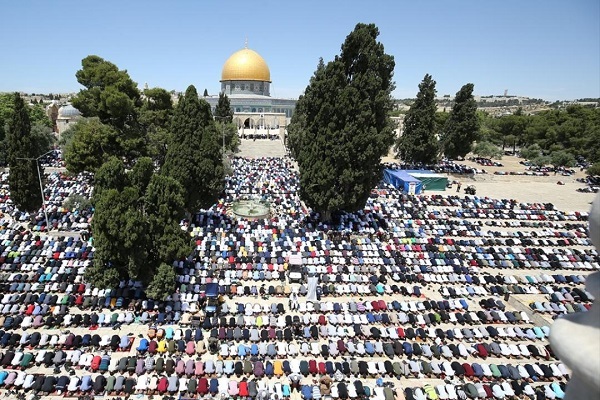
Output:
251,108,256,113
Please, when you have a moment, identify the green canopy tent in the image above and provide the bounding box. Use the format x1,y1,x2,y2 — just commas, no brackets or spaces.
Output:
407,171,448,191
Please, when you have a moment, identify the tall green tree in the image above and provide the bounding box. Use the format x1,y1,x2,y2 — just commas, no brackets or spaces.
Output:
87,156,190,295
491,113,527,151
29,104,52,127
92,156,129,202
89,186,149,286
6,93,43,213
520,143,543,160
214,92,239,153
434,111,449,134
441,83,479,159
139,87,174,168
472,141,503,159
144,173,191,264
72,55,141,127
63,118,120,173
0,93,14,126
214,92,234,123
223,123,240,153
395,74,439,164
71,55,145,160
30,123,55,157
587,164,600,176
0,94,52,165
146,126,171,168
129,156,154,196
0,93,51,128
163,85,224,213
145,262,178,301
549,150,576,168
139,87,173,129
88,158,145,287
286,58,325,160
288,23,395,219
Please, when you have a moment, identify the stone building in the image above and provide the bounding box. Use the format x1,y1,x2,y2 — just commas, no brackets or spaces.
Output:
55,104,81,136
204,45,296,138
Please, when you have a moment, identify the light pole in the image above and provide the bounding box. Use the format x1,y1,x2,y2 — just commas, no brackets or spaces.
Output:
16,149,54,232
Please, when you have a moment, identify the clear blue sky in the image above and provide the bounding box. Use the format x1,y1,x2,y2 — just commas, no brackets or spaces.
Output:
1,0,598,101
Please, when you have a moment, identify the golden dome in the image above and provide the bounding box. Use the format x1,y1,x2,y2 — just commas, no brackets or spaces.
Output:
221,48,271,82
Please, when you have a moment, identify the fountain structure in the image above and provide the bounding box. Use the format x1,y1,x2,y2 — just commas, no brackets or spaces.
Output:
231,198,270,220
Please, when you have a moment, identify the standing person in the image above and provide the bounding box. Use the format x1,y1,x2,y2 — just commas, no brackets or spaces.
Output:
289,288,299,311
456,182,462,193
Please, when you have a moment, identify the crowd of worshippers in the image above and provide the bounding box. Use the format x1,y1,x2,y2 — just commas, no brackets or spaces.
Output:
222,157,303,219
0,371,569,399
38,148,65,168
239,131,280,140
0,307,571,399
0,171,93,232
0,157,597,400
0,301,572,395
383,161,482,176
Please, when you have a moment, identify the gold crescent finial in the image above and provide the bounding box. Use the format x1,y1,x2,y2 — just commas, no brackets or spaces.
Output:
245,37,248,48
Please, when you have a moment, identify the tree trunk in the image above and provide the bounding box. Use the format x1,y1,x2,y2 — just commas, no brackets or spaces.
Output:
320,210,332,223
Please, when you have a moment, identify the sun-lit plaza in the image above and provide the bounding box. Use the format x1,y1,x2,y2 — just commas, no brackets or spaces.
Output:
0,2,598,400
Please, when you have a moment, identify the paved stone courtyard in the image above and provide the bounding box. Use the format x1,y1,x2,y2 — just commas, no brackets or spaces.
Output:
237,139,287,158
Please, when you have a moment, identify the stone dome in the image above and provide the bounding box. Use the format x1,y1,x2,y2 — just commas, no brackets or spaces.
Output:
57,104,81,118
221,48,271,82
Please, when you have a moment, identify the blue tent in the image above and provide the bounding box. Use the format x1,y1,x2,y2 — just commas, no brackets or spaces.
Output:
383,169,423,194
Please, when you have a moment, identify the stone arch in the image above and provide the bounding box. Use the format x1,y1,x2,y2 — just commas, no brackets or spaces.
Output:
233,117,243,129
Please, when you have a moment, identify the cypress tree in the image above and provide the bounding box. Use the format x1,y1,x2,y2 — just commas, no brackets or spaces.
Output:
214,92,234,123
86,156,190,295
442,83,480,159
288,23,395,220
395,74,440,164
7,93,43,213
92,156,130,202
214,92,239,153
89,186,149,285
162,85,224,212
144,173,191,265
